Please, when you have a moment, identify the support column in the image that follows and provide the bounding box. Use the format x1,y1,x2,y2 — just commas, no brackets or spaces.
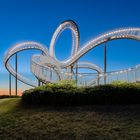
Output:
38,79,41,86
97,74,99,86
15,53,18,96
134,69,137,82
50,69,52,81
9,73,11,96
104,42,107,85
70,65,73,80
75,62,78,85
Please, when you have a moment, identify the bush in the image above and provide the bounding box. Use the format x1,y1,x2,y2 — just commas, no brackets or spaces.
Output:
56,79,77,87
22,81,140,106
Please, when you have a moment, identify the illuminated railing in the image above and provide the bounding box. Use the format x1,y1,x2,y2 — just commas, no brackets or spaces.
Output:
91,65,140,86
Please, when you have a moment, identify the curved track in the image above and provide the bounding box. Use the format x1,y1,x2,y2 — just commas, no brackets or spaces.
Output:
57,28,140,66
49,20,80,62
31,55,103,84
4,41,48,87
4,20,140,87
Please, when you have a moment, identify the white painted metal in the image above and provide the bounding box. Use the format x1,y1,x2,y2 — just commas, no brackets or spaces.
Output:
4,41,48,87
4,20,140,87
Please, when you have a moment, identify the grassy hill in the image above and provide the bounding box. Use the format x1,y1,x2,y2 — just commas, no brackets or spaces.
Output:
0,98,140,140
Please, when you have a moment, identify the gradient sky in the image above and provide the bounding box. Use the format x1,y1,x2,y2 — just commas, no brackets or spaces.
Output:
0,0,140,91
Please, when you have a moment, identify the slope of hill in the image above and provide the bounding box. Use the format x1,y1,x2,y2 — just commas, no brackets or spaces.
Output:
0,98,140,140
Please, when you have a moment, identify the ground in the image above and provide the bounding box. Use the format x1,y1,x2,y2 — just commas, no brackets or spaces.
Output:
0,98,140,140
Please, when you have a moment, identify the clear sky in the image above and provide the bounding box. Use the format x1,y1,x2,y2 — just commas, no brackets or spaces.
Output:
0,0,140,91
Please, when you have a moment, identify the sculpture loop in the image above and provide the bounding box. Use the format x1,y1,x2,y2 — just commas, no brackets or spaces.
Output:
4,20,140,87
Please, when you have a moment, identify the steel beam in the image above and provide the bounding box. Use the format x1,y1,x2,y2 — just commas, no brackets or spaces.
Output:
104,42,107,84
15,53,18,96
9,73,11,96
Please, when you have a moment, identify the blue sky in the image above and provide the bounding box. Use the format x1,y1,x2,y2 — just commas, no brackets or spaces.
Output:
0,0,140,90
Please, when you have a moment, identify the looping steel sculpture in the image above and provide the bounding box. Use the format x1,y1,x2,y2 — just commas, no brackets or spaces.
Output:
50,20,80,62
4,41,48,87
4,20,140,87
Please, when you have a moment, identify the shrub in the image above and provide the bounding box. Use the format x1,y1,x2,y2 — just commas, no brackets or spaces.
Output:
22,81,140,106
56,79,77,87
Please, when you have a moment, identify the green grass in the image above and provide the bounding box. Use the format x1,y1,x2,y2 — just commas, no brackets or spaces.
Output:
0,98,20,114
0,98,140,139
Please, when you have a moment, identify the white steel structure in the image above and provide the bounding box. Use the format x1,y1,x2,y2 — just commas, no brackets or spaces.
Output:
4,20,140,87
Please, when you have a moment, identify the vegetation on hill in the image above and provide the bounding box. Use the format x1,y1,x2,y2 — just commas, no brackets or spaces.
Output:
22,81,140,105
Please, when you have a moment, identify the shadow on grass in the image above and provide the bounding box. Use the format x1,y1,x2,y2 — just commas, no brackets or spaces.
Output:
1,98,140,140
